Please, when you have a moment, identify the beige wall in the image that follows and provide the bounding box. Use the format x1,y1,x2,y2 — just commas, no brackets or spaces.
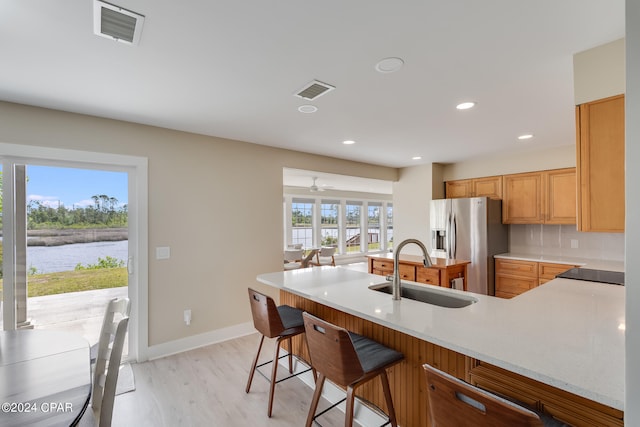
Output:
0,101,397,349
440,144,575,181
574,38,625,105
392,164,434,254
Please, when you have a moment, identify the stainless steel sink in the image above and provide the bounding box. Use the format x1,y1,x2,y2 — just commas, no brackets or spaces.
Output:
369,281,477,308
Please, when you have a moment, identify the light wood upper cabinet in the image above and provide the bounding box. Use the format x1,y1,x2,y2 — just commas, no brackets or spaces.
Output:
445,179,473,198
473,176,503,199
502,168,576,225
545,168,577,224
502,172,544,224
576,95,625,232
445,175,502,199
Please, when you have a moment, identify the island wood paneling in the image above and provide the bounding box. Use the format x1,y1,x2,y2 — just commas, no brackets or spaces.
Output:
280,290,468,427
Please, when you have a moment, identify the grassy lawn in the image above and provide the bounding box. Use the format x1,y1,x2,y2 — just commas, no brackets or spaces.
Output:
0,267,127,298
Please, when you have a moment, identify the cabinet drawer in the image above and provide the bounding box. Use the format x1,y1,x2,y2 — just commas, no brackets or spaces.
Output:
399,264,416,281
538,262,576,281
495,259,537,278
372,259,394,274
416,267,440,286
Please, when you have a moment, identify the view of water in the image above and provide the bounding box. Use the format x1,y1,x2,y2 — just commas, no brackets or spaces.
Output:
26,240,128,273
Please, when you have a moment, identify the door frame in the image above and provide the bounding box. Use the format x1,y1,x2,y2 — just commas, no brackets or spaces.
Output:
0,142,149,362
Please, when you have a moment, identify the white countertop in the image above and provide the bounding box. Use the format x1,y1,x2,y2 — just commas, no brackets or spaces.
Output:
257,266,625,411
495,252,625,272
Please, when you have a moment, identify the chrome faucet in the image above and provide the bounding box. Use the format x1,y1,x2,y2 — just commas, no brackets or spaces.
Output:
392,238,433,300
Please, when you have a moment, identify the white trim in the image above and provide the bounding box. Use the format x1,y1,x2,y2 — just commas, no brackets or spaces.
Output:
0,142,149,362
1,161,17,329
146,321,255,360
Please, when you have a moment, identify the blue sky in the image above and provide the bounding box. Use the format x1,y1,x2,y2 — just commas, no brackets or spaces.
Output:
26,165,128,209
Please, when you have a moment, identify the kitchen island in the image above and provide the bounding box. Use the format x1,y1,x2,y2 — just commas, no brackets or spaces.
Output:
257,266,624,426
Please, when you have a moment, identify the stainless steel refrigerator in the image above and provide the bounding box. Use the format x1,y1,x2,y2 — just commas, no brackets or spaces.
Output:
430,197,508,295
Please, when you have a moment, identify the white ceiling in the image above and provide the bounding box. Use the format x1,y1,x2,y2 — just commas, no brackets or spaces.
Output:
0,1,625,169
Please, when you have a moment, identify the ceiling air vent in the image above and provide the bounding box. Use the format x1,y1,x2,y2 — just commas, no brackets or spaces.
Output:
295,80,335,100
93,0,145,45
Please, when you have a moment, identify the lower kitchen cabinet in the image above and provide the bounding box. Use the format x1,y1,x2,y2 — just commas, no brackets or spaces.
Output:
495,258,578,298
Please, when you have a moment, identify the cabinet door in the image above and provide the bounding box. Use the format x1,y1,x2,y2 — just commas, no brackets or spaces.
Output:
539,262,577,285
502,172,544,224
576,95,625,232
445,179,473,199
545,168,577,224
473,176,503,200
495,275,538,298
495,259,538,298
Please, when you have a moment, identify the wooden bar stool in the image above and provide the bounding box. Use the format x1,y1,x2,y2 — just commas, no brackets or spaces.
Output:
245,288,313,417
302,312,404,427
423,363,567,426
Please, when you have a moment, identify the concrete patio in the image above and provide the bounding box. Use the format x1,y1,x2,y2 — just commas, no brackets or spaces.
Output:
15,286,129,347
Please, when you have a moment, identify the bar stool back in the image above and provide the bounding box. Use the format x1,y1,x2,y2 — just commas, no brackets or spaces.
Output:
302,312,404,427
245,288,312,417
423,363,566,427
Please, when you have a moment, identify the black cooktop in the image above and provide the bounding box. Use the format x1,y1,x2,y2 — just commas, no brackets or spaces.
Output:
556,268,624,286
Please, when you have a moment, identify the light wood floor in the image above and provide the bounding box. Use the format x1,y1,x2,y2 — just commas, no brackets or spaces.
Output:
112,333,348,426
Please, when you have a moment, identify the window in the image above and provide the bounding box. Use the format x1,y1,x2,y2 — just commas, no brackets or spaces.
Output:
320,201,339,251
345,201,362,253
284,195,391,258
291,198,314,248
387,203,393,249
367,202,381,251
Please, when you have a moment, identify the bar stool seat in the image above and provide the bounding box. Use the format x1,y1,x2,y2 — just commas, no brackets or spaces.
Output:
302,312,404,427
245,288,313,417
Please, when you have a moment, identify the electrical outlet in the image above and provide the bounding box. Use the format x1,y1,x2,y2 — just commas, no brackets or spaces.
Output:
570,239,579,249
184,309,192,326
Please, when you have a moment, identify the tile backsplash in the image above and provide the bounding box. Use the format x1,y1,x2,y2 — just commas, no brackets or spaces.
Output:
509,224,625,261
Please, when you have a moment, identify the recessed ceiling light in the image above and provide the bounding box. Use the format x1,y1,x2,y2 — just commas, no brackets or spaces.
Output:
456,102,476,110
412,156,422,160
518,134,534,140
375,57,404,73
342,140,356,145
298,105,318,113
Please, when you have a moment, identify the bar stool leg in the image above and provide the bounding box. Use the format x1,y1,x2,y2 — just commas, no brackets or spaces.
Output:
305,373,326,427
345,385,357,427
245,335,265,393
380,370,398,427
267,336,284,417
287,337,294,374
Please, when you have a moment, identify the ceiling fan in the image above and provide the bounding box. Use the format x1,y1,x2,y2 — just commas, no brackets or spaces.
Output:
309,177,333,192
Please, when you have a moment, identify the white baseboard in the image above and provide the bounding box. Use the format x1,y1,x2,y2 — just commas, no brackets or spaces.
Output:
278,355,388,426
146,321,255,360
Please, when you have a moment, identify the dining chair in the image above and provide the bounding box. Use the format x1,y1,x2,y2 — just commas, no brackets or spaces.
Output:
309,246,336,267
283,249,304,270
423,363,566,426
82,297,131,427
302,312,404,427
246,288,314,417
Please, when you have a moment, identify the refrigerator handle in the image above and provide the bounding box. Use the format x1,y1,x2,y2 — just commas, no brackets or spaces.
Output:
445,211,451,258
450,213,457,259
